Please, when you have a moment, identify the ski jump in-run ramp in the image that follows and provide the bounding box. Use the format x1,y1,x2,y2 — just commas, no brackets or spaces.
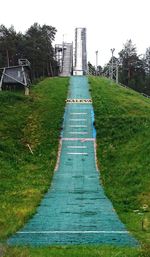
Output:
8,76,138,246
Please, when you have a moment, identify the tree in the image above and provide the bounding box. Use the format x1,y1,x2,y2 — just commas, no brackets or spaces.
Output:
0,23,57,79
24,23,57,78
97,65,102,75
119,40,145,92
143,47,150,95
144,47,150,76
88,62,96,75
40,24,57,76
0,25,18,67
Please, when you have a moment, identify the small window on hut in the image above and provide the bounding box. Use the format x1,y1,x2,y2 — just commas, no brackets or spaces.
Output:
18,71,21,78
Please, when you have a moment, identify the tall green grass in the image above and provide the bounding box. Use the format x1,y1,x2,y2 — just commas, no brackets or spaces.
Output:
0,77,68,240
2,245,144,257
90,76,150,248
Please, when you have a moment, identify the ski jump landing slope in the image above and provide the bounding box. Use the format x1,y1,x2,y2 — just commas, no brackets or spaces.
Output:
8,76,138,246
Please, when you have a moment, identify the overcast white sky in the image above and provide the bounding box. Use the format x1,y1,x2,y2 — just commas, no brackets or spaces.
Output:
0,0,149,66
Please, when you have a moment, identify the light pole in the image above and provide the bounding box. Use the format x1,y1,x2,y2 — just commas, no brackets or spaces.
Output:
116,60,119,84
61,34,65,73
110,48,115,80
148,49,150,75
96,50,98,76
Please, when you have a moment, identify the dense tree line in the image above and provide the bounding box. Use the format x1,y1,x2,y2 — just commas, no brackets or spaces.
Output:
0,23,58,80
0,25,149,95
103,40,150,95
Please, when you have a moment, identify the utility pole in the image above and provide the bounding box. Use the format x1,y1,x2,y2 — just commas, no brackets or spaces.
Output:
116,61,119,84
6,49,10,67
108,64,111,78
148,49,150,75
96,50,98,76
62,34,65,73
110,48,115,80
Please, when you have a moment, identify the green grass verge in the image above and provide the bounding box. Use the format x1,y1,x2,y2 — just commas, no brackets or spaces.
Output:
90,76,150,251
1,245,147,257
0,77,68,240
1,76,150,256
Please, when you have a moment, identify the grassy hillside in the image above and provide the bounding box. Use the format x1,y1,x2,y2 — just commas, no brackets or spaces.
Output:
1,76,150,256
90,76,150,247
0,77,68,240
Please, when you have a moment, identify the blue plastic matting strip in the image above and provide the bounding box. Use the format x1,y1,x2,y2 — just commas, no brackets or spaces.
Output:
8,76,138,246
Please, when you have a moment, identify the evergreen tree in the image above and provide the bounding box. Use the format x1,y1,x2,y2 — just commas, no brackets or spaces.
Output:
0,23,57,79
0,25,18,67
119,40,145,92
143,47,150,95
88,62,96,75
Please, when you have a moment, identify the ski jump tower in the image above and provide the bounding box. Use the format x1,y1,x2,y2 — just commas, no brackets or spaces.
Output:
73,28,87,76
55,27,87,76
55,43,73,77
